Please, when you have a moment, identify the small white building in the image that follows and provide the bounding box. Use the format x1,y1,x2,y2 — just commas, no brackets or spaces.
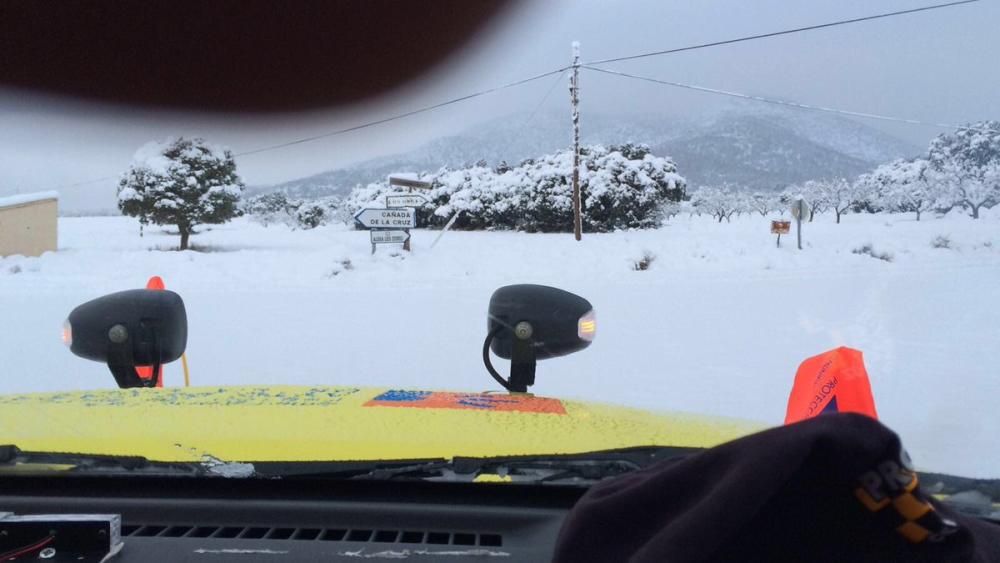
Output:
0,191,59,257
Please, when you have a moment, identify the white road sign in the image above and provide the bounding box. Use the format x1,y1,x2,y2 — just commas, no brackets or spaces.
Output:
371,230,411,244
386,194,429,208
354,208,416,229
791,199,808,220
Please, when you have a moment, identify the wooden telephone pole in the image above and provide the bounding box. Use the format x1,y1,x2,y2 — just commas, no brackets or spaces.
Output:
569,41,582,241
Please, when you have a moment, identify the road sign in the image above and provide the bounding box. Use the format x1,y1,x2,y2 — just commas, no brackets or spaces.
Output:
790,199,808,220
771,221,790,234
791,198,807,250
386,194,429,208
389,176,432,189
354,208,416,229
371,230,411,244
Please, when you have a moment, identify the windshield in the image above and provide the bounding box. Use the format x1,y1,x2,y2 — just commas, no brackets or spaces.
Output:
1,1,998,488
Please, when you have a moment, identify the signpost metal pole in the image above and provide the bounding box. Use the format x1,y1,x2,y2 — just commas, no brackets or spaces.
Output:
771,220,790,248
796,199,805,250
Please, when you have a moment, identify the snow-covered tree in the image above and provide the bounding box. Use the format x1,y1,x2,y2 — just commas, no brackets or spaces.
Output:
927,122,1000,219
661,200,682,220
798,180,829,222
118,137,243,249
582,143,686,230
691,184,740,223
748,192,778,217
814,178,861,224
858,159,941,220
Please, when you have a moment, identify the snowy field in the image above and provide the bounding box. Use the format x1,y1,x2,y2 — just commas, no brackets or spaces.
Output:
2,211,999,477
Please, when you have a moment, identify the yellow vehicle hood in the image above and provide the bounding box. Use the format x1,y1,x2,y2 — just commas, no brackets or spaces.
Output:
0,385,761,463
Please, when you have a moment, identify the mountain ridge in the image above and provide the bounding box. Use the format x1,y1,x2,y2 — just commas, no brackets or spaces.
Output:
252,107,921,198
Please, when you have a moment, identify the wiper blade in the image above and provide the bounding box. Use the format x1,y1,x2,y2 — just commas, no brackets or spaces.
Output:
263,446,701,484
0,445,202,476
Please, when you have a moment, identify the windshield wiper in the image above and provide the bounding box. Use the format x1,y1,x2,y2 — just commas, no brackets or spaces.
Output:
0,445,204,476
0,445,689,482
255,446,702,484
347,457,643,484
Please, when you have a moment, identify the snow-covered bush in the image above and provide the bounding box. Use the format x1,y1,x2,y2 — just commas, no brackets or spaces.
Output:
243,192,297,227
633,251,655,271
244,193,345,229
582,144,685,231
295,201,326,229
342,144,686,232
852,243,893,262
118,137,244,249
931,235,952,249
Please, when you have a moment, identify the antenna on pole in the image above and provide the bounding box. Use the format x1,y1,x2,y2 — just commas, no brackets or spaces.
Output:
570,41,582,241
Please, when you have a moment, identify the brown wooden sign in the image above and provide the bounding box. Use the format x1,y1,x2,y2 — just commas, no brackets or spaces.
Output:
771,221,791,234
389,176,432,189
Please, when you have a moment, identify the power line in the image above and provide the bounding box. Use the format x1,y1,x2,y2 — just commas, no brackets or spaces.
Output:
516,69,569,140
584,0,978,66
42,66,570,191
583,65,972,131
234,67,570,157
49,176,118,190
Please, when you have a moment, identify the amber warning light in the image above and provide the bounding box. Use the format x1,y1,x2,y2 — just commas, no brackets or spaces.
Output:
61,319,73,347
484,284,595,393
578,310,596,341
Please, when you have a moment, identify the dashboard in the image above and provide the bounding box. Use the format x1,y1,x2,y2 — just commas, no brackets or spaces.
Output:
0,475,580,562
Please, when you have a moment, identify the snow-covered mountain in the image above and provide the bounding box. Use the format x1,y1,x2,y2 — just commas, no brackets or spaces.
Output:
255,106,920,198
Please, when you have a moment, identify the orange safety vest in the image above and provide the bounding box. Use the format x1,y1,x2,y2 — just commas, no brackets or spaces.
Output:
785,346,878,425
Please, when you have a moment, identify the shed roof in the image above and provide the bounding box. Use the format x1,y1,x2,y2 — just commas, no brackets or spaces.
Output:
0,191,59,209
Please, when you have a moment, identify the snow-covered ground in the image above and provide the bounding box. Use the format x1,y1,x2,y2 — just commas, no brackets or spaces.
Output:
2,211,999,477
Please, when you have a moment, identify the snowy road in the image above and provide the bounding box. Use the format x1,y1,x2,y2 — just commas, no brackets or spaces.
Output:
2,213,999,477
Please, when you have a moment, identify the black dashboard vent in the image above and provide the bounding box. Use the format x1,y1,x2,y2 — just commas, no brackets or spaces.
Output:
122,523,503,547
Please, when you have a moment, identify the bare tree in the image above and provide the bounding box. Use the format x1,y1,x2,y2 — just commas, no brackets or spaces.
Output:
691,184,740,223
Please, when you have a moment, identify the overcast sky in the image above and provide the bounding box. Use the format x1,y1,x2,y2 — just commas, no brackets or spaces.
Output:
2,0,998,211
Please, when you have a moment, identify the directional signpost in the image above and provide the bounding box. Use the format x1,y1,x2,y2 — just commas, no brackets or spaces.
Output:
370,230,411,244
387,177,432,252
354,207,417,254
356,176,434,254
354,207,416,229
386,194,429,208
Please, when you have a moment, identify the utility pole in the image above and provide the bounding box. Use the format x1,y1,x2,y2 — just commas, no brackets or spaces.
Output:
569,41,582,241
